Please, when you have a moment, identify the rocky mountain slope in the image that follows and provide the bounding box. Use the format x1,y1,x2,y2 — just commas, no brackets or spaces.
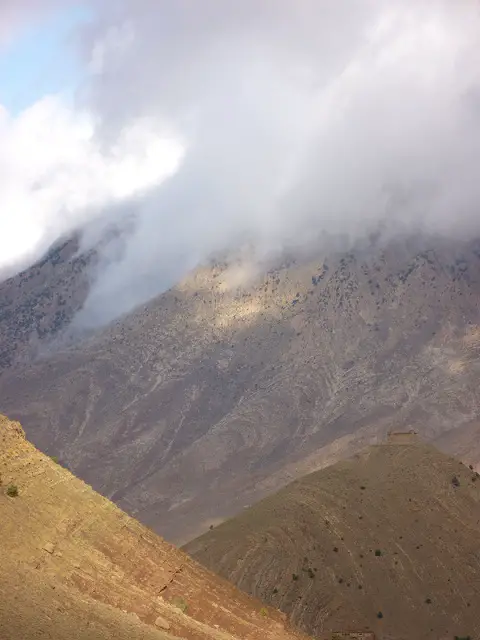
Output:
0,236,94,370
0,414,308,640
185,437,480,640
1,235,480,543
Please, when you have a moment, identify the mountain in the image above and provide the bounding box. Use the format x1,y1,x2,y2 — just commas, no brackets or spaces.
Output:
0,414,308,640
185,436,480,640
0,236,94,370
0,234,480,543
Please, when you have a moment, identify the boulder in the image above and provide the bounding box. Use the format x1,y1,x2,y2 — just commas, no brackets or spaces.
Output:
154,615,171,631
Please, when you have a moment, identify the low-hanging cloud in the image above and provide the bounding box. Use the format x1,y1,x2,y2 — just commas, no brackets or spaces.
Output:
2,0,480,327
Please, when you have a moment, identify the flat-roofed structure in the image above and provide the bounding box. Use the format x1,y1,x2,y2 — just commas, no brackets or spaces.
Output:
386,429,419,445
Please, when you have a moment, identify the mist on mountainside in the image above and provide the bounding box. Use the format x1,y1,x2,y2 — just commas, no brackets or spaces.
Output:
2,0,480,328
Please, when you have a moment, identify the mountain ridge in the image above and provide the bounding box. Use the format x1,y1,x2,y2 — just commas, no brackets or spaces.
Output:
0,235,94,370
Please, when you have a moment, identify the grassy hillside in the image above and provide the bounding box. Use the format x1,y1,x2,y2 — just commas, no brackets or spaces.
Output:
185,438,480,640
0,414,307,640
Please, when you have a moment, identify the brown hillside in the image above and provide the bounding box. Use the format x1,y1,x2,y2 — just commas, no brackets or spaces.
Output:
185,438,480,640
0,415,308,640
1,236,480,543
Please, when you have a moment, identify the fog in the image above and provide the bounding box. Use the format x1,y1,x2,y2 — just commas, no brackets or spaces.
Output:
2,0,480,326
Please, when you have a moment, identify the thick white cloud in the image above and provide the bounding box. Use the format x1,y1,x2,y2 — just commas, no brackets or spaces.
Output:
2,0,480,325
0,97,183,270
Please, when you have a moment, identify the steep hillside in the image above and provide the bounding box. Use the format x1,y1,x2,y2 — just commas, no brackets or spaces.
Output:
0,236,94,370
185,438,480,640
0,414,308,640
1,235,480,542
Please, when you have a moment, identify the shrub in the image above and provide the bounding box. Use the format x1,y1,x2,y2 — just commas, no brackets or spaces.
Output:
333,547,339,553
308,568,315,579
292,573,299,581
377,611,384,619
452,476,460,488
50,455,59,464
6,484,18,498
374,549,382,557
171,596,188,613
272,588,278,594
259,607,268,617
425,598,432,604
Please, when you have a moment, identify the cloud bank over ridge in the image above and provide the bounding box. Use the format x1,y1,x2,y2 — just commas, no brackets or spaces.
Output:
2,0,480,325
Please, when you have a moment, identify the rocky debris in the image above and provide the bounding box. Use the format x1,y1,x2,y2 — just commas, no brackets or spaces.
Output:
154,615,171,630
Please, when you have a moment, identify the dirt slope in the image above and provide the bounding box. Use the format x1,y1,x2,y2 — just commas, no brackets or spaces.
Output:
1,236,480,543
0,415,308,640
185,438,480,640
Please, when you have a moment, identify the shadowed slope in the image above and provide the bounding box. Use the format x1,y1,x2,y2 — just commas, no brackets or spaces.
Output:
0,415,308,640
185,440,480,640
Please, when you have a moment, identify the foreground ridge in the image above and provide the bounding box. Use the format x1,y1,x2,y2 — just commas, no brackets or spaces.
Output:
0,414,308,640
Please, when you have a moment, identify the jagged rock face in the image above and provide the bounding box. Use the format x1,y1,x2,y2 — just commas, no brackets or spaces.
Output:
185,442,480,640
0,235,480,543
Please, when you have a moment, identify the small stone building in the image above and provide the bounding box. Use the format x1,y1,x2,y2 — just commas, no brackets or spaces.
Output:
386,430,419,445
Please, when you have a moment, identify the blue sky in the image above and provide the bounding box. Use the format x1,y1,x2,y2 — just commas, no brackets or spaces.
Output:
0,4,92,114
